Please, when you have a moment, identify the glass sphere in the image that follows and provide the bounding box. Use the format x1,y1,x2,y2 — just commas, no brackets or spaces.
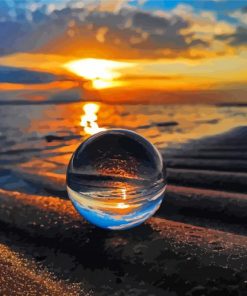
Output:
66,129,166,230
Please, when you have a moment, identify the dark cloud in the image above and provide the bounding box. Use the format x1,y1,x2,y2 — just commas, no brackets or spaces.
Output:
217,26,247,46
0,3,232,59
0,66,56,84
129,11,195,51
241,6,247,13
189,39,208,47
132,11,171,32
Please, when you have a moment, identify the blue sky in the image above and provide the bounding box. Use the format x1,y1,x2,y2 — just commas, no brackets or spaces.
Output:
1,0,246,26
1,0,246,11
139,0,247,23
141,0,246,11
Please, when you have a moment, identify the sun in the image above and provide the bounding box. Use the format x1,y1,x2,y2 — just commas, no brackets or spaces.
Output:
64,58,134,89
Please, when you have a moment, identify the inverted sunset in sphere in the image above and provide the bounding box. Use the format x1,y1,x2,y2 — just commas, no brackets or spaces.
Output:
66,129,166,230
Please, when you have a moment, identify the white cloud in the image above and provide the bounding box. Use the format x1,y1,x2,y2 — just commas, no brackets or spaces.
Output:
230,9,247,26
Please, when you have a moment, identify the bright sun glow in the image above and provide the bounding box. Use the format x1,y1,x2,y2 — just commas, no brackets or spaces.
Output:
92,79,123,89
64,58,134,89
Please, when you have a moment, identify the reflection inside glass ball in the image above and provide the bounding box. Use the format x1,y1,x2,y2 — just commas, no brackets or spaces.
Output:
66,129,166,230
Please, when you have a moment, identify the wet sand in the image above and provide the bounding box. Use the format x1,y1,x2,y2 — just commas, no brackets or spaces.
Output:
0,126,247,295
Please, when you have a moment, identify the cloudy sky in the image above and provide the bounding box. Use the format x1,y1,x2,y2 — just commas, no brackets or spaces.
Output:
0,0,247,103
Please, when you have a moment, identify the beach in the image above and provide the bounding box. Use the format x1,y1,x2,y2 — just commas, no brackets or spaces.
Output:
0,101,247,295
1,0,247,293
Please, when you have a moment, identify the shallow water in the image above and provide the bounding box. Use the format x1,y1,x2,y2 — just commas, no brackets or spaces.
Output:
0,99,246,181
0,100,246,194
0,101,246,155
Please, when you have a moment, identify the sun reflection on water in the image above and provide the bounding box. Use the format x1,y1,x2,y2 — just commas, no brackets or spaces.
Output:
117,202,129,209
116,188,129,209
80,102,105,135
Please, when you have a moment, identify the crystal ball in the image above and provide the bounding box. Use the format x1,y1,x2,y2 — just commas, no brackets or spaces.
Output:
66,129,166,230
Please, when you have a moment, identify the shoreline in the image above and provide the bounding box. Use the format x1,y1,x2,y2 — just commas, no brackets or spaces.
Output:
0,125,247,294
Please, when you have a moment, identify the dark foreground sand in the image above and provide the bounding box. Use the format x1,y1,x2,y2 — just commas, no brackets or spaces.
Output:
0,126,247,295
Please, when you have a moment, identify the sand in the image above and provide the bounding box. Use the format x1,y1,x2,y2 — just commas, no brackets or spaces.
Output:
0,126,247,295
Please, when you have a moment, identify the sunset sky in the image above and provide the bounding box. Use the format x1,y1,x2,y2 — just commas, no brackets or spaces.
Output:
0,0,247,103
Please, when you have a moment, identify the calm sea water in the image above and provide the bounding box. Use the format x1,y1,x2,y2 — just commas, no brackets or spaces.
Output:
1,102,247,149
0,100,246,193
